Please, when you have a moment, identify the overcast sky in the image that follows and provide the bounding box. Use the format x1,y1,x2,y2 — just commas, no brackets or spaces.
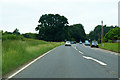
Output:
1,0,119,34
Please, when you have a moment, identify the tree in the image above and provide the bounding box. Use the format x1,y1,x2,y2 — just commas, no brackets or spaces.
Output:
89,31,95,41
69,24,86,42
89,25,114,42
104,27,120,41
35,14,69,41
13,28,20,35
86,34,89,40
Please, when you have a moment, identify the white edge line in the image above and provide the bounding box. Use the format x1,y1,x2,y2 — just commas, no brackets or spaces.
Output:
8,47,57,79
83,56,107,66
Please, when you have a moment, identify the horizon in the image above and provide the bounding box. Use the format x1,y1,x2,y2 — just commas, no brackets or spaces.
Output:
1,24,118,34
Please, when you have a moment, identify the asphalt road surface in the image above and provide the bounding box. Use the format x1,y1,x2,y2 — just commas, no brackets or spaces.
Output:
12,43,118,78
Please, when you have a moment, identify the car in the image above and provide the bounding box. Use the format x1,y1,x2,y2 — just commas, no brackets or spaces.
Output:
91,41,98,48
65,41,71,46
71,41,74,44
84,40,90,46
71,41,76,44
79,41,82,44
74,41,76,44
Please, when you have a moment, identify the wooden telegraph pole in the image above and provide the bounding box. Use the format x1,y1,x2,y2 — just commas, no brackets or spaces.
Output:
101,20,104,43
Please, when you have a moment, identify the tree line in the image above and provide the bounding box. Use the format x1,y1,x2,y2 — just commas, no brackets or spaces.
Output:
35,14,119,42
87,25,120,43
2,29,38,40
1,13,120,42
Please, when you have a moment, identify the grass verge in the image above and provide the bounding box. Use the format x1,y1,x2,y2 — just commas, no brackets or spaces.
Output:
98,43,120,53
2,38,64,75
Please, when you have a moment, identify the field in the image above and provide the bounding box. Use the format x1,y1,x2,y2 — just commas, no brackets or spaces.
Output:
2,38,64,75
98,43,120,53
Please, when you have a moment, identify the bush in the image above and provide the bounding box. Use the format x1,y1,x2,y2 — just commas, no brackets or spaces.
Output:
108,39,112,43
104,27,120,41
104,38,108,42
2,34,24,41
22,33,38,39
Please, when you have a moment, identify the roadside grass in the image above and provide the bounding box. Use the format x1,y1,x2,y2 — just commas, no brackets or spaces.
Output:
2,38,64,75
98,43,120,53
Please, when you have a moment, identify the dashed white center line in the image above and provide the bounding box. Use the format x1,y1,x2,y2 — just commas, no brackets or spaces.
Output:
72,44,107,66
72,45,107,66
72,45,83,54
79,51,84,54
83,56,107,66
73,46,78,50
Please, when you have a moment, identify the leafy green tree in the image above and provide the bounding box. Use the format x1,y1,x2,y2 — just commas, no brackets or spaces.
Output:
13,28,20,35
104,27,120,41
89,25,114,42
89,31,94,40
35,14,69,41
86,34,89,40
69,24,86,42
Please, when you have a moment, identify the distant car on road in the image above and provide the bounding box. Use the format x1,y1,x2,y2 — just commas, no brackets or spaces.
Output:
74,41,76,44
65,41,71,46
71,41,76,44
91,41,98,48
84,40,90,46
71,41,74,44
79,41,82,44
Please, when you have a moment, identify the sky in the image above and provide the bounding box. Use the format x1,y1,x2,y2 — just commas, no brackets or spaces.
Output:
0,0,119,34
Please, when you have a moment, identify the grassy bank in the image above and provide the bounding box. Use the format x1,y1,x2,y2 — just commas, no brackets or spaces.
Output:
2,38,64,75
98,43,120,53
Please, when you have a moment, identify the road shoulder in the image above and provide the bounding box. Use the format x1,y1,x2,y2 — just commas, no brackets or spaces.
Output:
93,48,120,56
83,44,120,56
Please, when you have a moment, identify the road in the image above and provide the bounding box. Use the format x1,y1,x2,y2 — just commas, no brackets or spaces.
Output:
11,43,118,78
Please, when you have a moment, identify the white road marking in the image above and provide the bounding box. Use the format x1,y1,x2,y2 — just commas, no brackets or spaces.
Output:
72,45,77,50
79,51,84,54
8,47,57,79
75,47,77,49
83,56,107,66
75,48,77,50
73,45,106,66
72,45,84,54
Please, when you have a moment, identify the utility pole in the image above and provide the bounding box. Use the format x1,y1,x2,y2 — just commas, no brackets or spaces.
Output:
101,20,104,43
